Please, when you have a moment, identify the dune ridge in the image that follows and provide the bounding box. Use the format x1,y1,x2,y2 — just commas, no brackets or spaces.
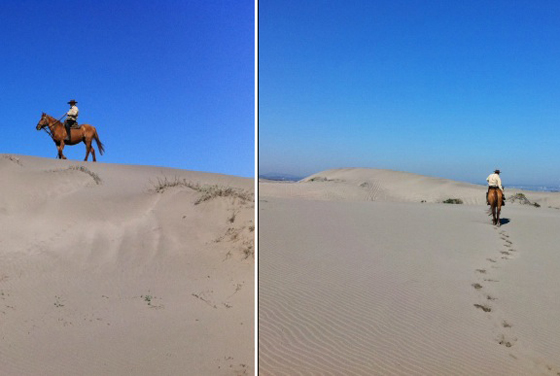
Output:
0,154,254,375
260,168,560,207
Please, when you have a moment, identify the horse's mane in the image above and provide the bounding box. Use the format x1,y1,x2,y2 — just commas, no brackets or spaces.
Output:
44,113,62,125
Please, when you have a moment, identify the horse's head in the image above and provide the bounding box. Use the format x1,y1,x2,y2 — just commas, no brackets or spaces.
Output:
36,112,48,130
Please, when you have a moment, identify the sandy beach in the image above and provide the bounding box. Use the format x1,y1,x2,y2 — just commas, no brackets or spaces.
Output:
0,154,254,375
259,168,560,375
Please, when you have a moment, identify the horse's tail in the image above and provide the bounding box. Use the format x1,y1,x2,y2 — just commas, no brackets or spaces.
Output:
94,130,105,155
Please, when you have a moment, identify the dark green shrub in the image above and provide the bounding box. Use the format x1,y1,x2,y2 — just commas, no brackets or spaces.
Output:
442,198,463,204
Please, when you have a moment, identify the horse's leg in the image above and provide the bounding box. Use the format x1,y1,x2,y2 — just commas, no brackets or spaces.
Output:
497,191,502,226
497,207,501,226
84,137,97,162
58,141,67,159
90,146,97,162
84,139,91,161
492,191,498,225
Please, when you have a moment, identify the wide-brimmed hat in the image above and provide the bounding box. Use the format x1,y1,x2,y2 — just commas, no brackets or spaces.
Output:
68,99,78,104
494,169,501,174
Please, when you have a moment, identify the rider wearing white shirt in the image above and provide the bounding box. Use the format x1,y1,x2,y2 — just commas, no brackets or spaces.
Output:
486,169,505,205
64,99,79,141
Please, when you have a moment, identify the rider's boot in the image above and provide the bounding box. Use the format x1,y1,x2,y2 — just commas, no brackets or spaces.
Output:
65,125,71,142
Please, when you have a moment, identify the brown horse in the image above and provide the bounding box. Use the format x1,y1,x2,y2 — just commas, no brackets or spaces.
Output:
487,187,503,226
36,113,105,162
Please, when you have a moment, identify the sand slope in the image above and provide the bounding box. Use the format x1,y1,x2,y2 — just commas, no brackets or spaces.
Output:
259,168,560,375
260,168,560,207
0,154,254,375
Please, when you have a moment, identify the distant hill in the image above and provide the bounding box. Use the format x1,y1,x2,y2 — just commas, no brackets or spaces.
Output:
259,172,305,182
260,167,560,207
507,184,560,192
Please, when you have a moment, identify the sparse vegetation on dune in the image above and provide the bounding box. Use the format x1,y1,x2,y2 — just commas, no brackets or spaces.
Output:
194,184,253,205
308,176,329,182
68,165,102,185
243,244,254,259
48,165,102,184
151,177,253,205
1,155,23,166
508,193,540,207
152,176,255,260
216,225,255,260
442,198,463,204
307,176,344,183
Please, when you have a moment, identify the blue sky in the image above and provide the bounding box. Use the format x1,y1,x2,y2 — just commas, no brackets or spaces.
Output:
0,0,254,177
259,1,560,186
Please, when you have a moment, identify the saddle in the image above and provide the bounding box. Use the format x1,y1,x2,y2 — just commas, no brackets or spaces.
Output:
65,122,81,141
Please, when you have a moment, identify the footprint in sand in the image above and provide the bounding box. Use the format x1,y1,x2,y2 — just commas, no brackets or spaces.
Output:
474,303,492,312
472,283,483,290
498,321,517,348
497,333,517,348
470,231,530,354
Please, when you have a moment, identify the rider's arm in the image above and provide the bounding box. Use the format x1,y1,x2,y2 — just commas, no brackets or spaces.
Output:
497,176,504,191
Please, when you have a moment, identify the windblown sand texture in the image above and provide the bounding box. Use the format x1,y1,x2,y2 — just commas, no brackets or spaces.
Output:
259,168,560,375
0,154,254,375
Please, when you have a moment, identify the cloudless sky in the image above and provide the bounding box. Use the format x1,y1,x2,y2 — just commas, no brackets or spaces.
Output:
1,0,254,177
259,1,560,186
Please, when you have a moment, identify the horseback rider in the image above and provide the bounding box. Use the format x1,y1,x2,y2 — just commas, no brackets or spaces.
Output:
486,169,505,206
63,99,79,141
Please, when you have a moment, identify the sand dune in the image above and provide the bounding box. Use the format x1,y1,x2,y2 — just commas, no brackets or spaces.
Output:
260,168,560,207
259,168,560,375
0,154,254,375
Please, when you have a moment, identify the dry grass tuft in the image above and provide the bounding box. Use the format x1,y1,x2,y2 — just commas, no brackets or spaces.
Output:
68,165,102,184
1,155,23,166
442,198,463,204
49,165,102,184
243,244,254,259
152,177,253,205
